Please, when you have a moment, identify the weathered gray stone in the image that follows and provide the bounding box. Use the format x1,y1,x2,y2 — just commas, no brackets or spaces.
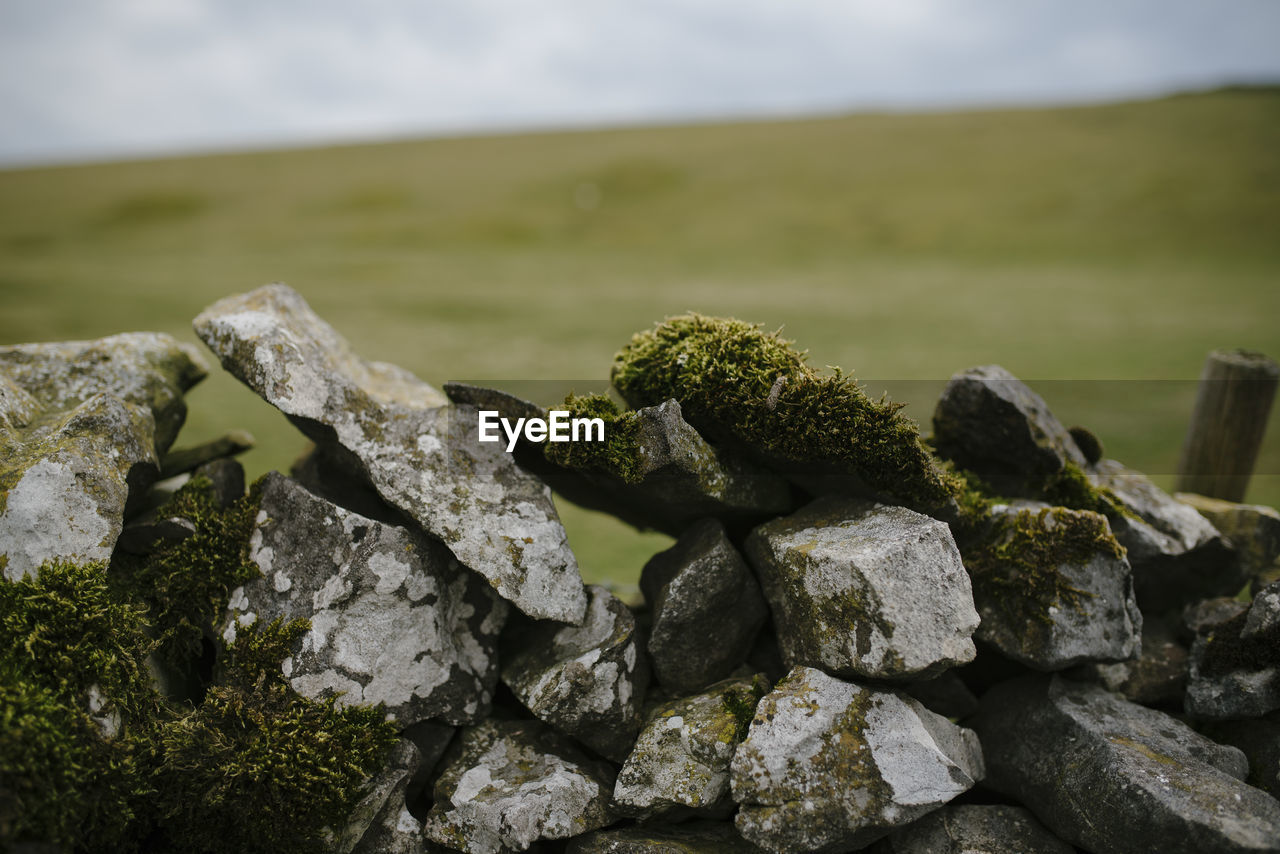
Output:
116,512,197,555
192,457,246,509
731,666,984,854
222,472,507,726
869,804,1075,854
901,671,979,720
1,333,207,580
194,284,586,624
1089,459,1241,613
967,502,1142,670
566,821,763,853
158,429,254,479
1183,596,1249,636
972,674,1280,854
1069,615,1188,706
931,365,1086,491
614,674,768,817
422,719,616,854
501,585,649,761
744,497,979,680
1202,714,1280,800
1185,587,1280,720
1177,492,1280,581
641,520,769,693
338,739,422,854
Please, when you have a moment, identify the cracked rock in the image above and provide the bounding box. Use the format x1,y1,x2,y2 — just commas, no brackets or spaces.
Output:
730,666,984,854
744,497,979,680
869,804,1075,854
1,333,207,580
502,585,649,761
614,674,769,817
422,719,616,854
966,502,1142,670
222,472,508,726
641,520,769,693
973,674,1280,854
194,284,586,624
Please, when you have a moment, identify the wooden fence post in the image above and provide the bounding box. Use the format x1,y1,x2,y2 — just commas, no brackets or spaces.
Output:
1176,349,1278,502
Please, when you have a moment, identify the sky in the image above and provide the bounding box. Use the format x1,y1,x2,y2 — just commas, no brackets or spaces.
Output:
1,0,1278,167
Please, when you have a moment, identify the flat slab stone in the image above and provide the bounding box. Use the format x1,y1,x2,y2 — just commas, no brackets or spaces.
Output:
423,719,617,854
501,585,649,761
222,472,508,726
744,497,979,680
869,804,1075,854
972,674,1280,854
194,284,586,624
730,666,984,854
1,333,207,580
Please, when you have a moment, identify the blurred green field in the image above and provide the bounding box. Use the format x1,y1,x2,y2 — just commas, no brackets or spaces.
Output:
2,87,1278,587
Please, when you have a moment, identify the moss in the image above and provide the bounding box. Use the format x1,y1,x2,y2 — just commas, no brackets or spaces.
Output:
721,676,769,742
153,617,399,854
610,314,962,514
1068,426,1104,465
110,473,262,671
1040,461,1134,522
1198,610,1279,678
542,392,645,483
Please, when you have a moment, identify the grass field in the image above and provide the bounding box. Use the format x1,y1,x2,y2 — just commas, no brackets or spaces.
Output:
2,87,1278,587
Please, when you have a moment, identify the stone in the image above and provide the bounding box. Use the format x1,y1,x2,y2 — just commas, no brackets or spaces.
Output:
194,284,586,624
966,502,1142,670
1069,616,1188,706
422,719,617,854
641,520,769,693
614,674,769,817
869,804,1075,854
1089,459,1241,613
972,674,1280,854
743,497,979,680
1183,596,1248,636
1177,492,1280,580
931,364,1086,491
158,429,254,478
1,333,207,580
900,671,979,720
501,585,649,761
730,666,984,854
115,512,197,556
338,739,422,854
1202,714,1280,800
1185,587,1280,720
222,472,507,726
566,821,764,853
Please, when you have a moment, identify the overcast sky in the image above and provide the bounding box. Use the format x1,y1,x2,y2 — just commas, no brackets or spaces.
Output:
1,0,1278,167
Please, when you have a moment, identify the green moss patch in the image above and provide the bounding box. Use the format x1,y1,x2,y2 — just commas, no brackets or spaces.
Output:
543,392,645,483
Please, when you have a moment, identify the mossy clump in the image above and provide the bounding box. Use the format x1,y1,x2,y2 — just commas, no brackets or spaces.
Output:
721,676,769,742
542,392,645,483
1039,461,1133,522
610,314,961,514
110,474,262,670
0,559,158,851
963,506,1124,627
153,617,399,854
1197,610,1280,678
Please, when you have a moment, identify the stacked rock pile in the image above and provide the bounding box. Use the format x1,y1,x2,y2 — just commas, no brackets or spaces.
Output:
3,283,1279,854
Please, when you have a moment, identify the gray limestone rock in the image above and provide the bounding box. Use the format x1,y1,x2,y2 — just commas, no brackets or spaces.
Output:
869,804,1075,854
730,666,984,854
566,821,764,853
972,674,1280,854
158,429,254,479
967,502,1142,670
613,674,769,817
1185,589,1280,720
1245,580,1280,639
1089,459,1241,613
338,739,422,854
222,472,508,726
194,284,586,624
191,457,246,509
744,497,979,680
1177,493,1280,581
1,333,207,580
501,585,649,761
1184,596,1249,636
931,365,1086,491
422,719,617,854
1202,714,1280,800
641,520,769,693
1069,616,1188,706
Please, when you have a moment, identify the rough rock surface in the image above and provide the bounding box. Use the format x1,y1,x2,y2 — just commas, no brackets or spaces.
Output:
931,364,1086,490
1089,459,1240,612
1069,616,1188,706
744,497,979,680
222,472,508,726
731,666,984,854
973,674,1280,854
869,804,1075,854
1185,587,1280,720
614,674,768,817
1177,492,1280,580
423,719,617,854
502,585,649,761
641,520,769,693
1202,714,1280,800
968,502,1142,670
1,333,207,580
566,820,764,853
901,672,979,720
339,739,422,854
194,284,586,624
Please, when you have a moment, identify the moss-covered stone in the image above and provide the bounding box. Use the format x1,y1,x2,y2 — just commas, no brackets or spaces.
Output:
543,392,645,483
